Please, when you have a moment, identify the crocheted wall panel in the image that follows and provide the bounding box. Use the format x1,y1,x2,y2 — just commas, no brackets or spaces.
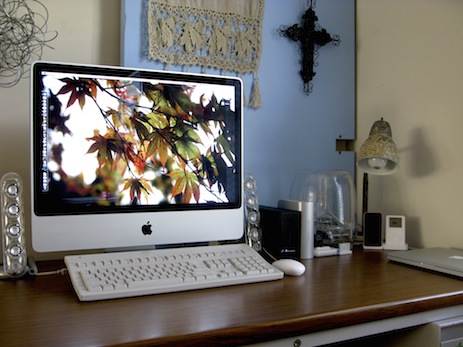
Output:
147,0,264,108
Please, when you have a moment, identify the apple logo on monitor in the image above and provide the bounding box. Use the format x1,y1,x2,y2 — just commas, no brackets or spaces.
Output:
142,222,153,235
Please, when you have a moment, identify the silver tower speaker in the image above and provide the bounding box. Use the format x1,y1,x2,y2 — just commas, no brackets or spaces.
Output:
1,172,28,278
244,174,262,251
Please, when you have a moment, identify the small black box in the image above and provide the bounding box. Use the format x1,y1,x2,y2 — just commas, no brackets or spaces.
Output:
363,212,382,248
260,206,301,259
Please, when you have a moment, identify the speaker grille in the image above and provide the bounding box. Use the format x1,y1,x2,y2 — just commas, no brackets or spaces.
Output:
244,174,262,251
1,172,27,278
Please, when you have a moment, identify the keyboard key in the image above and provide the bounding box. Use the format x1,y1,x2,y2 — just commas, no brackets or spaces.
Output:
128,277,183,288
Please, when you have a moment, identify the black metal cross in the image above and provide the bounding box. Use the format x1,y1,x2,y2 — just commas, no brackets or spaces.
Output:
279,2,340,94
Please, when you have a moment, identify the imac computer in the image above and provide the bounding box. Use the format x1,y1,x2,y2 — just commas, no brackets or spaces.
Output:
30,61,243,253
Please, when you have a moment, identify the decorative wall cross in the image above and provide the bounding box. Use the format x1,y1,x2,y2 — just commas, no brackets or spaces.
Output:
279,0,340,94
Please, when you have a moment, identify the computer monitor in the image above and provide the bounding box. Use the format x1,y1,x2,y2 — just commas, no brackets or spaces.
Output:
30,61,243,253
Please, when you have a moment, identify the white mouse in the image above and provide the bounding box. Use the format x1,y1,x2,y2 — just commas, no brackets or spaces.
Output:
272,259,306,276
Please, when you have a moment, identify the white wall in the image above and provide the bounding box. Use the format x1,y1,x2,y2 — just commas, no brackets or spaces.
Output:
356,0,463,248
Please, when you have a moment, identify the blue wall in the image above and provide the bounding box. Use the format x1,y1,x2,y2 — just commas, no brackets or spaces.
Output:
121,0,356,207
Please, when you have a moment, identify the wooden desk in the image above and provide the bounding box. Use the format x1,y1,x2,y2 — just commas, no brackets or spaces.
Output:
1,248,463,346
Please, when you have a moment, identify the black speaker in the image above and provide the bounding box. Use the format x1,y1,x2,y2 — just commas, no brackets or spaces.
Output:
260,206,301,259
363,212,382,249
1,172,28,278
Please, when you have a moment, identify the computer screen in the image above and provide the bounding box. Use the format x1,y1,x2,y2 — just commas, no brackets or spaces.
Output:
30,61,243,253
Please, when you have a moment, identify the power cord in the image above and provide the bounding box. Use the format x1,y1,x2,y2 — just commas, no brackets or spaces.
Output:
27,256,68,276
260,246,278,263
33,268,68,276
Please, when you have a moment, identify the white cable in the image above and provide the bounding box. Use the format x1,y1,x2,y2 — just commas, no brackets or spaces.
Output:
33,268,68,276
28,256,67,276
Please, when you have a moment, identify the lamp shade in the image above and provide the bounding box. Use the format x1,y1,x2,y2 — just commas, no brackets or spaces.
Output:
357,119,398,175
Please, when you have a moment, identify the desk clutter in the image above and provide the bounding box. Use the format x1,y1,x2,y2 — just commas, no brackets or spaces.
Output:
261,170,356,260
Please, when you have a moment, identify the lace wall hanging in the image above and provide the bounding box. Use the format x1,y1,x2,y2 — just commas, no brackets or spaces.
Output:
147,0,264,109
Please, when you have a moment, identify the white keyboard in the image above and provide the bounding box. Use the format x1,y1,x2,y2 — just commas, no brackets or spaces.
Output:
64,243,284,301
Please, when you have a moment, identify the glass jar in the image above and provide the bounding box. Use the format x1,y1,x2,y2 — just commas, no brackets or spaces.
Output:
290,170,356,248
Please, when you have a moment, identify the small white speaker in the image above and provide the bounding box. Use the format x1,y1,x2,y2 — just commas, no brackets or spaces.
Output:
1,172,28,278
